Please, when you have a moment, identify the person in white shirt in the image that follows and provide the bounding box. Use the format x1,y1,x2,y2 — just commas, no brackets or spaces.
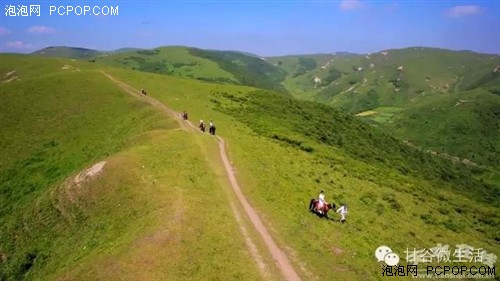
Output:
317,190,326,213
336,204,348,223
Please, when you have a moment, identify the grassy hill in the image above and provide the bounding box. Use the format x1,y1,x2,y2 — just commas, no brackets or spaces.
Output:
90,46,238,83
32,47,103,59
0,55,271,280
1,54,499,281
89,46,288,93
269,47,500,107
381,88,500,170
269,47,500,169
106,66,500,280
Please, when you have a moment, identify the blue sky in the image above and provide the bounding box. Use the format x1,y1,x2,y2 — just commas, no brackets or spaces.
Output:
0,0,499,56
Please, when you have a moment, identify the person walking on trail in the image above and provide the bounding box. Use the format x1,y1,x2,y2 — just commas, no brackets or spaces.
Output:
336,204,348,223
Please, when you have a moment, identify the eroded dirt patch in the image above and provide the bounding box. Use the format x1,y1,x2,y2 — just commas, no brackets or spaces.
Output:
61,65,81,72
2,70,18,83
74,161,106,185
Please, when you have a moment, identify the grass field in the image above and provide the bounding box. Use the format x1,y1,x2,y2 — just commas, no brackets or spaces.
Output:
91,46,239,84
89,46,287,93
355,106,404,124
105,67,500,280
1,53,499,280
0,55,272,280
32,46,500,172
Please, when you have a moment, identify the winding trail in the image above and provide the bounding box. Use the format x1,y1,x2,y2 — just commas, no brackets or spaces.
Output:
101,71,301,281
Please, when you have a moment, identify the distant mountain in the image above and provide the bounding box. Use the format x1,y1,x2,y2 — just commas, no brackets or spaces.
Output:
205,49,260,58
90,46,288,93
32,46,102,59
29,45,500,168
113,48,145,53
268,47,500,169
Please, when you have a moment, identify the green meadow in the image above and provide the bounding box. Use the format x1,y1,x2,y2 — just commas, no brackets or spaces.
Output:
106,66,500,280
1,49,499,281
0,55,273,281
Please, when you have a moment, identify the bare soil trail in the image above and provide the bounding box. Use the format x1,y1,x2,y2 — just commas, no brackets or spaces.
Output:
101,71,302,281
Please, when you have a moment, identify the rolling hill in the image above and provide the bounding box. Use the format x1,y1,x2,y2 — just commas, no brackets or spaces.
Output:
32,46,287,93
1,53,498,280
32,47,103,59
0,55,271,280
268,47,500,169
88,46,288,93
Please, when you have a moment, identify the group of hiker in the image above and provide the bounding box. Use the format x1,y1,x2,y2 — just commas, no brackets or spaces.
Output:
180,110,345,223
199,119,216,135
145,95,345,223
311,190,348,223
180,111,216,135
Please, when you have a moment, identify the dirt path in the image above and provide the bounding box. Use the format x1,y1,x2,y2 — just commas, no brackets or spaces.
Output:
216,137,301,281
339,84,356,95
101,71,301,281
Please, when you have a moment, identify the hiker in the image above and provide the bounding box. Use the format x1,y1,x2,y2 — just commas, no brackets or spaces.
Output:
336,204,348,223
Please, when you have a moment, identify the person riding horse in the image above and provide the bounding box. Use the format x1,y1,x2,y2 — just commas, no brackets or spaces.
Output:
309,199,336,219
181,111,188,120
309,191,336,219
199,120,206,132
209,120,216,135
141,89,147,96
317,191,326,213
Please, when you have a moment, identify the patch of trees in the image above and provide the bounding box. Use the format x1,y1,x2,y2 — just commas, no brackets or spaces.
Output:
292,57,317,77
188,48,288,93
322,69,342,85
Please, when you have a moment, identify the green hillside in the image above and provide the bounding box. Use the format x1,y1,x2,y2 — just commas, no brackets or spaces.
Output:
32,47,102,59
0,55,270,281
269,47,500,169
1,54,498,281
90,46,287,93
186,48,287,93
269,47,500,106
91,46,238,83
106,66,500,280
381,88,500,169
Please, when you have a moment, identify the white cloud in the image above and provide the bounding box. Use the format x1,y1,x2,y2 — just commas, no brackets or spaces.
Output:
6,41,35,50
340,0,362,11
27,26,55,34
446,5,481,18
0,26,11,36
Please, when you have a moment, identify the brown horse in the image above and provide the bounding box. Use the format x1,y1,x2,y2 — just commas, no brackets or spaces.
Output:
199,123,206,132
309,199,336,219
